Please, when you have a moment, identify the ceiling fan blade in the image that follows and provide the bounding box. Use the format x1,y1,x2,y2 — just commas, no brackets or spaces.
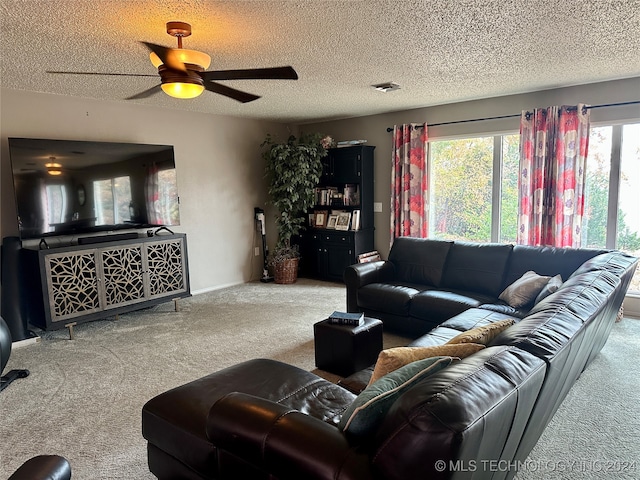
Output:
47,70,157,77
125,84,163,100
204,82,260,103
201,66,298,82
140,42,187,72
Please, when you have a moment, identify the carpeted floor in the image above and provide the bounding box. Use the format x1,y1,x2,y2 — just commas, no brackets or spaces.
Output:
1,278,638,479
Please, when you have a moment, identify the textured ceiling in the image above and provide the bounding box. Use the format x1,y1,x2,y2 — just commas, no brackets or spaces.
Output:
1,0,639,124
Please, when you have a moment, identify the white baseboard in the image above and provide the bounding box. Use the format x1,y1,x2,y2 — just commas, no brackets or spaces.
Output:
191,281,245,296
12,335,41,349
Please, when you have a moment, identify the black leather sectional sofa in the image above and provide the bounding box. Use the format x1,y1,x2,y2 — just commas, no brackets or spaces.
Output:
345,237,613,335
141,238,638,480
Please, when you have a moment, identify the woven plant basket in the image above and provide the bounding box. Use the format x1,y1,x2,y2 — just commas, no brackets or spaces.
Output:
273,258,299,284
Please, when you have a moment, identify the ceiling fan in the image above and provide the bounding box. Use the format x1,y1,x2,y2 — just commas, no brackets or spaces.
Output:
47,21,298,103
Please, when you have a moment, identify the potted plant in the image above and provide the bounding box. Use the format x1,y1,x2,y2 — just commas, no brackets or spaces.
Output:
262,132,332,283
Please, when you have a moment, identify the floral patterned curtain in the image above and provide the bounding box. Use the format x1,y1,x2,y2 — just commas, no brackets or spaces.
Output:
390,123,429,245
518,104,590,247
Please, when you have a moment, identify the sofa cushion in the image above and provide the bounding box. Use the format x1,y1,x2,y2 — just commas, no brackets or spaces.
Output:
388,237,453,287
338,356,457,440
528,270,620,319
499,271,551,308
446,318,515,345
441,308,520,331
479,302,530,318
408,309,521,348
408,326,463,347
534,274,563,304
441,242,514,297
568,251,634,279
488,308,584,358
357,283,421,316
409,289,493,325
369,343,486,384
503,244,607,289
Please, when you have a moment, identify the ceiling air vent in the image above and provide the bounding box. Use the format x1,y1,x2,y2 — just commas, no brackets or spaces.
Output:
372,82,401,92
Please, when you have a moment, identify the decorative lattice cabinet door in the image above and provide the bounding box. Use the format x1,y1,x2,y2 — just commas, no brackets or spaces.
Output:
99,243,147,309
32,234,190,330
145,238,188,299
44,249,101,322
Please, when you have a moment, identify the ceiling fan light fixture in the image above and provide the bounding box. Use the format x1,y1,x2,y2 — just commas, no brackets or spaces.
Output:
47,168,62,176
161,82,205,99
149,49,211,70
158,64,206,99
47,20,297,103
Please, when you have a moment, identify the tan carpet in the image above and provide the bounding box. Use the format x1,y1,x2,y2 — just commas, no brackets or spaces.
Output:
0,278,407,478
1,279,638,479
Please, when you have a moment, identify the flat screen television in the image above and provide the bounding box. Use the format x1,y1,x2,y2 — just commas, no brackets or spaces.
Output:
8,138,180,240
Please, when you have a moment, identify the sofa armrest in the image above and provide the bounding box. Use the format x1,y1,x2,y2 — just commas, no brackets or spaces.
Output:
207,392,373,480
344,261,395,312
8,455,71,480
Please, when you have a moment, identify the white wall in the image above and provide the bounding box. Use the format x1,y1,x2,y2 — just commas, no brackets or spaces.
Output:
0,88,291,294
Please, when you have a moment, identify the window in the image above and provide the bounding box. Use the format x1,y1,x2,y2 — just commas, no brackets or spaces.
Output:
428,133,519,243
500,134,520,243
94,176,132,226
582,126,612,248
582,123,640,293
428,123,639,295
429,137,494,242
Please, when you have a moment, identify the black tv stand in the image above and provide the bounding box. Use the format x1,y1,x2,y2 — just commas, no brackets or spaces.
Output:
21,233,190,331
77,232,139,245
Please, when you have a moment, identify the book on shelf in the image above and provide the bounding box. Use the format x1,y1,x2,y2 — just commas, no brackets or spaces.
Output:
328,311,365,326
336,140,367,148
357,251,381,263
315,187,339,206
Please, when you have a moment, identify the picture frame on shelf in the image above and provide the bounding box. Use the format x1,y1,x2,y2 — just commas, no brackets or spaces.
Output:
344,184,359,206
335,212,352,231
326,214,339,229
315,210,328,228
308,213,315,227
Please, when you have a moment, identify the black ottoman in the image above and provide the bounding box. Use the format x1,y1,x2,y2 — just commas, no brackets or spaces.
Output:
314,317,383,376
142,358,355,479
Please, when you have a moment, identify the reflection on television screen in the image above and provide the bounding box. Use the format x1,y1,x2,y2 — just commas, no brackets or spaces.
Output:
8,138,180,240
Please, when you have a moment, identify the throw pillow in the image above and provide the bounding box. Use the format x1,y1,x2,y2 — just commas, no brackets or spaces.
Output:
368,343,485,385
446,318,515,345
534,274,563,304
498,271,551,308
339,356,457,440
